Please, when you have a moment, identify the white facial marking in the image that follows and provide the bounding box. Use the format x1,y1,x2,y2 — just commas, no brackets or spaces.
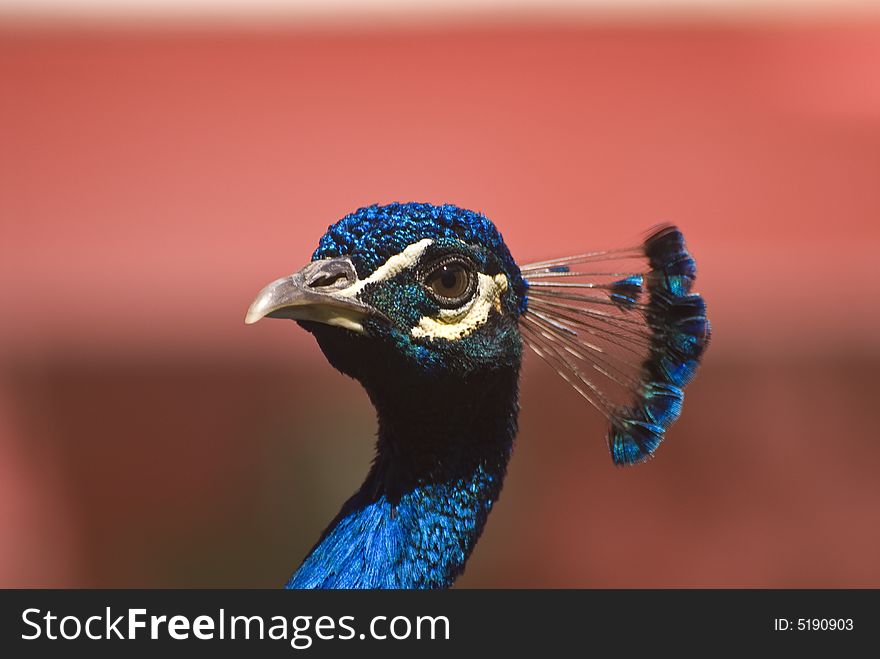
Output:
334,238,434,299
411,273,508,341
320,238,508,340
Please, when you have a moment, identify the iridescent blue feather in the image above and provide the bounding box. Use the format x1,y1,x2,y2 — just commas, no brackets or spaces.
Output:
519,224,710,466
610,274,644,309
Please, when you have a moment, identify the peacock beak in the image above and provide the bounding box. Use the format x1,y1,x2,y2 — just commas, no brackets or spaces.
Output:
245,256,386,333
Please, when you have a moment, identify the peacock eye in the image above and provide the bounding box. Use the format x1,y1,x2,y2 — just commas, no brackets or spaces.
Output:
423,257,477,307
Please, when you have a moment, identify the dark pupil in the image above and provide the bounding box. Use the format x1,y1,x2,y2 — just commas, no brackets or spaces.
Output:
440,267,458,290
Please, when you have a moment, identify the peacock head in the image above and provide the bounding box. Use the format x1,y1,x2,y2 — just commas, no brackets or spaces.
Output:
247,201,711,465
245,203,528,389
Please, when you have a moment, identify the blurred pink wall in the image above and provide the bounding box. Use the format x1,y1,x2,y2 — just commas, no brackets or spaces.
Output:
1,21,879,587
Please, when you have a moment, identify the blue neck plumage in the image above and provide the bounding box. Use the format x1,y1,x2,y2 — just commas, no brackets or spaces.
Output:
286,366,519,589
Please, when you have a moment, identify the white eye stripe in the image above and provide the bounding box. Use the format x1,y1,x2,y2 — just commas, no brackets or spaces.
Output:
334,238,435,299
412,273,508,341
325,237,508,340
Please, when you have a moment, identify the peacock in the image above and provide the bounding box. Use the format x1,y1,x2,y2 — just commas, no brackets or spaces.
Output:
245,202,710,588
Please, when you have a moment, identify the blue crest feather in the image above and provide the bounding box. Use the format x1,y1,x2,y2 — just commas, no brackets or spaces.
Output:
519,224,710,466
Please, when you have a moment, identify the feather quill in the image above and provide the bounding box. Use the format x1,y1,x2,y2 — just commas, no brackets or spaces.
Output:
519,224,710,465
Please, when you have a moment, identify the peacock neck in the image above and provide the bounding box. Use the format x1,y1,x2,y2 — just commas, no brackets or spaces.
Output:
286,364,520,589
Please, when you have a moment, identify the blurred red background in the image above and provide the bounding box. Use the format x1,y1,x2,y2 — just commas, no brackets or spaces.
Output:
1,14,879,587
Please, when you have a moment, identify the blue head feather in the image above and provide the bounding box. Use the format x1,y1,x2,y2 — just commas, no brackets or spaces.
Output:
313,202,528,314
289,202,523,589
607,226,710,465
